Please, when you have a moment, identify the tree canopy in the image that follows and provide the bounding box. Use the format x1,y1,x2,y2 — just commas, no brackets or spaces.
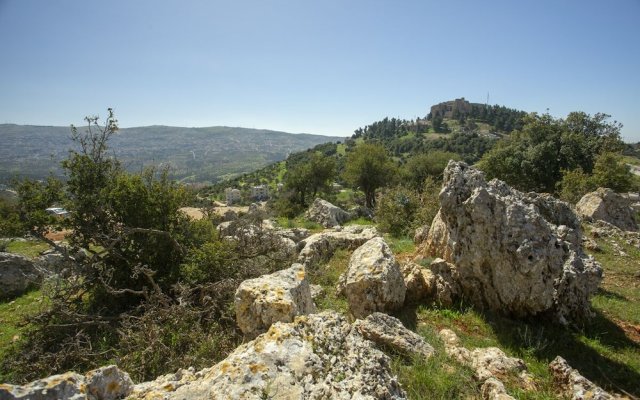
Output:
342,143,396,208
477,112,627,193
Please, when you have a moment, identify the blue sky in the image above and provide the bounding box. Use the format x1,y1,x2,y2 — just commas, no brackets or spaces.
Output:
1,0,639,140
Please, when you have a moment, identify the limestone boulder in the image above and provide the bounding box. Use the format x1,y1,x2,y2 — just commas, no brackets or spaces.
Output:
305,198,351,228
354,312,434,359
0,365,133,400
235,263,315,337
298,225,379,268
0,252,42,300
400,261,435,303
420,161,603,323
338,237,406,318
549,356,615,400
129,312,407,399
576,188,637,231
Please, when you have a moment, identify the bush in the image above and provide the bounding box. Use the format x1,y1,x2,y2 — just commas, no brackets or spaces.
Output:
375,186,420,237
557,168,596,204
375,177,441,237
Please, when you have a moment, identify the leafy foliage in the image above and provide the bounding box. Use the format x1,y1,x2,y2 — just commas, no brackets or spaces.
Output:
375,177,441,237
402,151,461,191
478,112,626,193
342,143,396,208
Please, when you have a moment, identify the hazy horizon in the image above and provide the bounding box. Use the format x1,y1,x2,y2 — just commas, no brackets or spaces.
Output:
1,1,638,140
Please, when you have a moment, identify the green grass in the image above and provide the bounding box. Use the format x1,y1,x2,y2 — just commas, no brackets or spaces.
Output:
0,289,48,381
388,222,640,398
273,216,324,232
344,217,374,226
307,249,350,313
384,234,416,255
391,323,480,399
4,240,50,258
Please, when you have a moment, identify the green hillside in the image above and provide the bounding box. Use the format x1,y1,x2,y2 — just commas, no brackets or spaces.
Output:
205,103,527,199
0,124,344,184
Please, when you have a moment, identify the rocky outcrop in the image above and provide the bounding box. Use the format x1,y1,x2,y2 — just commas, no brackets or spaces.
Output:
305,198,351,228
129,312,407,399
426,258,461,307
0,252,42,300
354,312,434,359
549,356,616,400
337,237,406,318
234,263,315,338
576,188,637,232
400,261,435,303
297,225,378,268
0,365,133,400
420,161,603,323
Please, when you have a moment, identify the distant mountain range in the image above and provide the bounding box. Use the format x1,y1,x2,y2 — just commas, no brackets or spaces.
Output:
0,124,345,184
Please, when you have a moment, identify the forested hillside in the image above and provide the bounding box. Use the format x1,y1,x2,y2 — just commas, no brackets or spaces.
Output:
0,124,344,184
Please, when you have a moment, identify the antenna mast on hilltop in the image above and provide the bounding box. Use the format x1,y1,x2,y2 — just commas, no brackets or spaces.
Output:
486,92,490,108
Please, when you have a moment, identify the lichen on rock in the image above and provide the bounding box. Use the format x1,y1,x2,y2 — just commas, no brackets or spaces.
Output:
419,161,603,323
234,263,316,338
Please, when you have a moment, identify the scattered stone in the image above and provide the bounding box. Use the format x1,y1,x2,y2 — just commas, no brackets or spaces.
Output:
305,198,352,228
481,377,515,400
0,252,42,300
582,237,601,252
129,312,407,399
400,261,435,303
297,225,379,268
576,188,638,232
354,312,434,359
420,161,603,323
234,263,316,338
0,365,133,400
338,237,406,318
439,329,532,394
549,356,616,400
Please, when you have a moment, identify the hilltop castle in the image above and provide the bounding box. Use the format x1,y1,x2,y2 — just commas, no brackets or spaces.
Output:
430,97,483,119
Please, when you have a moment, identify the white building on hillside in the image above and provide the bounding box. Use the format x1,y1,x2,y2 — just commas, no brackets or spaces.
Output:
225,188,242,205
251,185,269,200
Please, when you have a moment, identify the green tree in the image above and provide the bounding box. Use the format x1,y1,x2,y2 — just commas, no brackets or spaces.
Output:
343,143,396,208
402,151,461,191
478,112,624,193
591,152,634,192
15,176,64,239
283,153,335,207
557,168,596,204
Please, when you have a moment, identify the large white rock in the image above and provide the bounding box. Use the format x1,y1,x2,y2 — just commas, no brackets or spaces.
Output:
0,252,42,299
305,198,351,228
297,225,379,268
420,161,603,323
338,237,406,318
576,188,638,232
129,312,407,399
235,263,316,338
0,365,133,400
